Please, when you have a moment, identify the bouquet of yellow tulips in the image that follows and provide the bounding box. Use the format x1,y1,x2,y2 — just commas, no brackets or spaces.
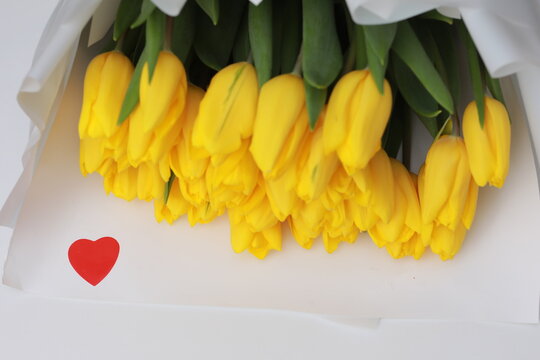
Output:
78,0,511,260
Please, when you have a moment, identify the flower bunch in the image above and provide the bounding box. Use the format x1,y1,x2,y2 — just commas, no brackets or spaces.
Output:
79,0,511,260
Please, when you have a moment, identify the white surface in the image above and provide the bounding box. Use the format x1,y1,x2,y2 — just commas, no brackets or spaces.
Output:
0,1,540,359
0,283,539,360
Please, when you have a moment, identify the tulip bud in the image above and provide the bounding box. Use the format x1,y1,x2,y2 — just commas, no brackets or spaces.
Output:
265,168,300,221
137,162,165,201
321,165,357,209
430,223,467,261
80,138,112,176
368,159,422,248
386,233,426,260
352,149,395,224
154,177,190,224
296,110,340,202
192,62,258,157
79,51,134,139
127,52,187,167
139,51,187,132
463,97,511,188
205,140,259,210
289,198,326,249
228,182,282,259
170,85,208,181
106,166,138,201
420,136,472,231
323,70,392,174
250,74,309,178
322,200,359,253
418,137,479,260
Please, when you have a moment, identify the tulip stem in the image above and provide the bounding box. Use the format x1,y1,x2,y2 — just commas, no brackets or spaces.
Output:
342,44,356,75
402,113,411,170
452,113,461,136
164,16,173,51
114,33,125,52
292,46,303,76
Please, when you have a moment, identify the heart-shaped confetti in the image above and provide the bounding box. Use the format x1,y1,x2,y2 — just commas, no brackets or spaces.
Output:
68,237,120,286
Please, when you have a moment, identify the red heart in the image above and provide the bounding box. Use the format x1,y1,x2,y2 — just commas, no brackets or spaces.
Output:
68,237,120,286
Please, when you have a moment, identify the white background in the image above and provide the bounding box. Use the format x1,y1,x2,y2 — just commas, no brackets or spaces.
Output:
1,1,540,359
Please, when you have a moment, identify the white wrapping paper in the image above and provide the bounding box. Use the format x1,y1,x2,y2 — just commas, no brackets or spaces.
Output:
1,0,540,324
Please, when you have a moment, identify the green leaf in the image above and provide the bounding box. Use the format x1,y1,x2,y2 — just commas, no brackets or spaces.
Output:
302,0,343,88
113,0,143,40
486,75,504,105
164,173,176,203
459,21,485,126
434,114,453,140
382,93,406,159
363,23,397,65
483,62,505,104
419,10,454,24
392,21,454,114
195,0,220,25
354,25,367,69
131,0,156,28
145,8,166,81
249,0,273,87
232,8,250,62
117,49,147,125
171,0,196,62
277,0,301,73
392,54,441,118
418,115,440,138
122,26,144,61
365,36,387,93
194,0,246,71
304,81,327,129
428,22,460,109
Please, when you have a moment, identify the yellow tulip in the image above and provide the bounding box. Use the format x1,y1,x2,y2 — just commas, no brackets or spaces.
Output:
154,177,190,224
103,120,129,171
296,110,340,202
420,136,472,232
250,74,309,178
418,139,479,259
79,51,134,139
352,149,395,224
170,85,208,180
265,167,300,221
139,51,187,132
80,138,112,176
289,198,326,249
368,159,422,248
228,181,282,259
166,85,221,226
424,177,477,260
323,70,392,174
104,165,138,201
463,97,511,188
137,162,165,201
321,165,357,209
385,233,426,260
322,200,359,253
128,61,187,168
430,223,467,261
349,200,379,232
192,62,258,157
205,140,260,210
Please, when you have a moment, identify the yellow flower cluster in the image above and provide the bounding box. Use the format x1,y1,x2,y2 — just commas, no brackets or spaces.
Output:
79,50,511,260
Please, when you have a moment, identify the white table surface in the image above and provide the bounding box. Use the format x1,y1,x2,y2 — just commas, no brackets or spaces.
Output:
1,1,539,359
